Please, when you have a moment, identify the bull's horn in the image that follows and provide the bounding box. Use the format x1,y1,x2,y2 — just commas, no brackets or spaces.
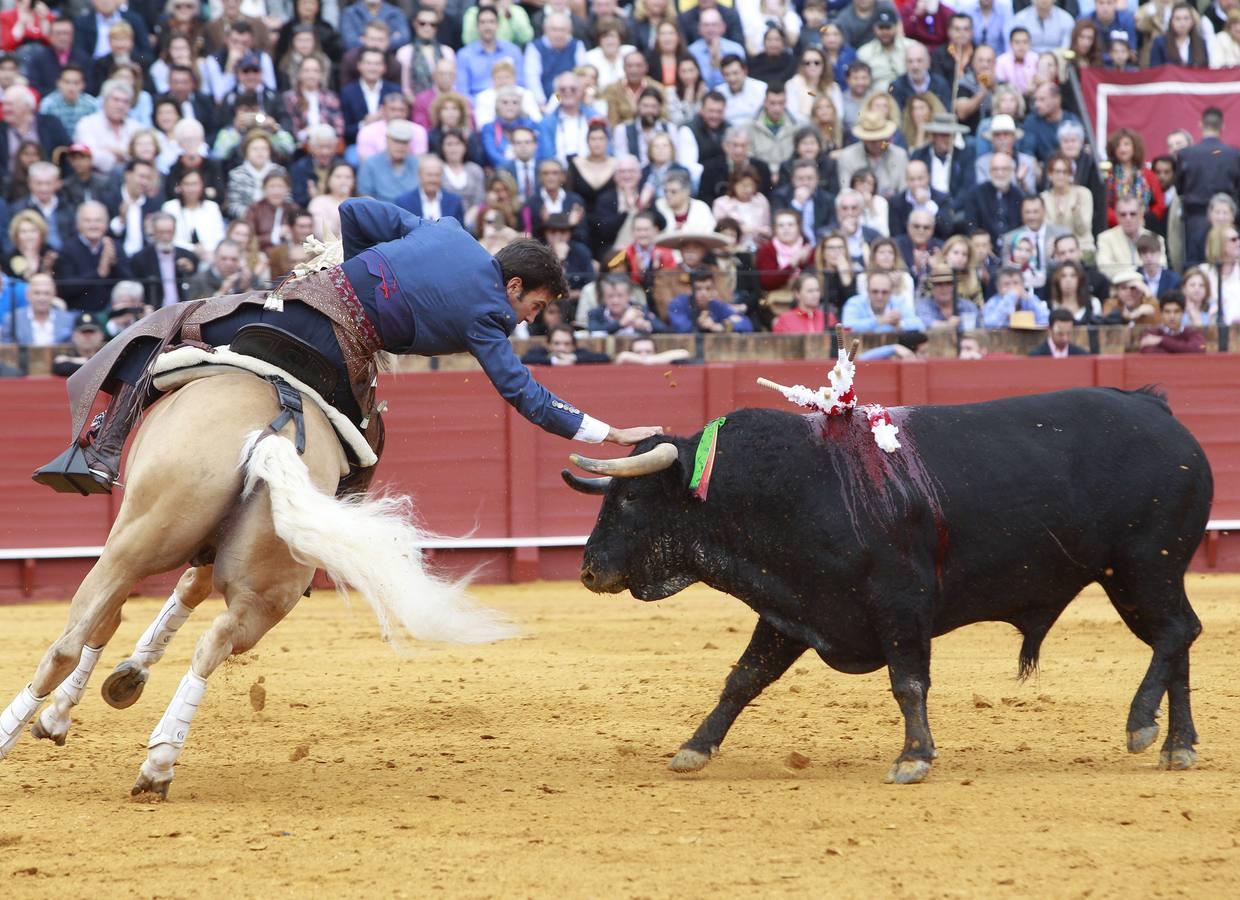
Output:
561,470,613,494
570,443,679,478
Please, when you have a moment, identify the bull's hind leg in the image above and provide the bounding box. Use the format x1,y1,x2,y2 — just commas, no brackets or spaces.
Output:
669,618,807,773
1104,574,1202,770
101,566,215,711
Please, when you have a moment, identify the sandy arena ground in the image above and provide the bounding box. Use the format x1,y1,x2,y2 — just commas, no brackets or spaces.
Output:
1,575,1239,898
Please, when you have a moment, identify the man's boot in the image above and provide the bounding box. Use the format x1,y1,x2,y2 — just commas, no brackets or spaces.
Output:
32,383,142,495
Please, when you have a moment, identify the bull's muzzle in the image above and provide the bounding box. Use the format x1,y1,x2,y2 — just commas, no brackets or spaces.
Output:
580,562,626,594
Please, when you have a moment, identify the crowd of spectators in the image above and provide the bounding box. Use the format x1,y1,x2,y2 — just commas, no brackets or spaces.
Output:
1,0,1239,374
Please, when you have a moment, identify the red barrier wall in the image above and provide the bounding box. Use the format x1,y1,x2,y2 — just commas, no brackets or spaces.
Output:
4,354,1240,601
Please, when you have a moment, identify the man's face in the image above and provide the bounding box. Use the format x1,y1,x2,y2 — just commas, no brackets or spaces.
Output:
1117,282,1146,310
79,206,107,241
701,99,725,130
540,163,564,191
362,25,390,51
3,96,31,125
908,214,934,244
699,11,724,41
510,285,552,323
632,218,655,246
104,90,129,123
1021,200,1044,231
311,137,336,165
1054,237,1081,263
548,330,575,356
603,282,630,314
867,277,892,307
906,162,929,193
721,62,745,92
545,18,571,49
763,91,786,122
1050,319,1073,349
497,93,520,120
420,162,443,194
624,52,647,84
906,46,929,80
1034,85,1059,119
94,0,120,15
73,326,105,355
999,273,1023,297
637,96,661,124
512,130,536,161
387,135,410,161
556,77,581,112
1011,31,1030,57
30,170,58,202
110,31,134,56
1140,248,1160,270
725,132,749,163
692,280,715,309
950,17,973,46
127,164,154,196
1058,130,1083,159
974,45,996,76
477,12,498,43
796,278,821,310
847,67,871,96
50,22,74,51
239,66,263,90
1153,160,1175,190
792,167,817,193
989,154,1014,190
27,279,53,311
1162,302,1184,330
875,23,896,47
932,281,955,304
434,60,456,91
664,180,688,208
216,245,241,276
991,129,1016,154
1117,202,1142,237
168,70,194,100
1096,0,1116,18
58,70,85,102
153,218,176,245
359,53,383,83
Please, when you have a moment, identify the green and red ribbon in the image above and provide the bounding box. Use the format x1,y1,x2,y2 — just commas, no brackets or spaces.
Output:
688,416,726,502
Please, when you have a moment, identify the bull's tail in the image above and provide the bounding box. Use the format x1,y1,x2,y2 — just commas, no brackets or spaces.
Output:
239,431,516,646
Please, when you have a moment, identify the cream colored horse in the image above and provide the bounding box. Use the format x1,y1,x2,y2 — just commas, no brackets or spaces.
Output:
0,372,512,797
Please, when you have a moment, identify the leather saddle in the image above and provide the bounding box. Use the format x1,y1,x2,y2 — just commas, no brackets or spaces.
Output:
228,324,338,403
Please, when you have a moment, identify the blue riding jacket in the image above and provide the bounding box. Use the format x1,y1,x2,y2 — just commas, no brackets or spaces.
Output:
338,198,587,439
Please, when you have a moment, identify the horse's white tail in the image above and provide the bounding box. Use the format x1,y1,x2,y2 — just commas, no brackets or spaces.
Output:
239,431,516,645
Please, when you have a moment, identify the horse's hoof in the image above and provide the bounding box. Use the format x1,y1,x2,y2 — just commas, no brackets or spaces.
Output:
102,661,148,710
885,759,931,785
668,748,712,773
1159,747,1196,771
30,716,67,747
1127,725,1159,753
131,767,172,800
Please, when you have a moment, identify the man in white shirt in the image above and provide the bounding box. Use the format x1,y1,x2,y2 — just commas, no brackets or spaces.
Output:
508,127,540,201
718,54,766,125
109,159,157,257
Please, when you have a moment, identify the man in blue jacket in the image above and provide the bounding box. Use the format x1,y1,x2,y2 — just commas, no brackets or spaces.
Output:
34,198,661,494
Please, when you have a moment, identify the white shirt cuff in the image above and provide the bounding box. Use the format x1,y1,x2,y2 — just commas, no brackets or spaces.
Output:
573,414,610,444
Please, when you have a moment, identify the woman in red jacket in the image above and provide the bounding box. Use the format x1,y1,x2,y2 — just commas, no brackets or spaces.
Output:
0,0,52,53
1104,129,1165,228
755,208,816,293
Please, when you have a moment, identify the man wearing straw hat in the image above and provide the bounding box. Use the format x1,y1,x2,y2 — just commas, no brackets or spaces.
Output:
975,113,1038,196
836,109,909,199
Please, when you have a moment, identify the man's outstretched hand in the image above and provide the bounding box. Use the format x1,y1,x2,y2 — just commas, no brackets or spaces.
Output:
607,426,664,446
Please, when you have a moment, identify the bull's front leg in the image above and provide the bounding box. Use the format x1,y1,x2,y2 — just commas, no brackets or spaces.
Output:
669,618,807,773
884,634,935,785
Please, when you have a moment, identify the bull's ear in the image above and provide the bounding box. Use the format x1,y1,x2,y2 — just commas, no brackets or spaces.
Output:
561,470,612,494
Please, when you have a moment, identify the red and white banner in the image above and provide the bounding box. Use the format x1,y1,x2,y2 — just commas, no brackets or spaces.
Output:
1078,66,1240,158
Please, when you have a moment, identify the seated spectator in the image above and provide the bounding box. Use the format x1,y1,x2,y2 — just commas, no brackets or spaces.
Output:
162,169,227,266
857,330,930,361
718,55,767,126
282,55,345,147
934,235,985,306
4,209,56,283
1097,197,1165,281
687,9,746,89
860,237,917,310
267,211,317,280
1140,291,1207,354
565,120,618,217
982,266,1051,329
339,19,402,89
667,268,753,333
614,336,694,366
1029,307,1093,357
889,160,952,242
52,310,107,377
638,132,691,203
711,166,771,252
521,324,611,365
655,173,718,237
307,164,356,241
59,144,113,214
473,59,541,128
962,152,1026,246
108,159,159,258
588,271,664,335
0,85,71,179
1103,128,1165,229
1149,3,1211,68
585,15,636,90
599,50,663,128
342,46,402,145
841,270,925,333
836,109,908,201
213,92,297,166
618,211,676,288
245,172,302,254
756,208,816,298
394,156,465,223
772,272,835,333
747,22,797,86
1138,233,1181,297
1179,266,1213,328
778,126,839,197
771,159,835,244
416,57,463,130
290,124,345,208
975,115,1039,197
612,87,676,168
1048,259,1104,325
356,91,419,167
814,231,859,314
39,66,98,142
103,279,149,338
915,265,980,332
522,158,585,241
890,43,951,113
54,201,132,313
357,119,421,204
164,119,225,205
11,163,75,254
894,209,942,286
0,272,70,345
543,211,595,300
73,79,141,176
1205,223,1240,325
525,13,588,109
481,86,538,168
186,239,260,302
129,212,197,308
850,167,889,239
224,130,289,222
1041,151,1097,260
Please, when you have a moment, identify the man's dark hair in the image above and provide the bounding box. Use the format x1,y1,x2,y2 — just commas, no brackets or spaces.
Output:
637,86,663,104
1009,26,1030,40
475,5,499,24
1136,233,1162,255
235,90,260,109
633,210,660,229
765,81,786,96
845,60,871,78
1152,154,1176,173
690,268,716,287
359,47,386,64
547,323,576,345
495,239,570,300
125,158,154,174
702,90,726,107
1159,289,1186,310
720,54,746,71
1022,195,1045,210
59,64,85,80
231,20,252,36
897,331,928,352
1202,107,1223,132
949,12,973,29
1049,307,1075,325
168,63,195,80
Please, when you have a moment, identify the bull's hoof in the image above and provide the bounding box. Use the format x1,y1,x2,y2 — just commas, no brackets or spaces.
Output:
1159,747,1197,771
30,715,67,747
668,748,712,773
884,759,932,785
102,661,148,710
1127,725,1160,753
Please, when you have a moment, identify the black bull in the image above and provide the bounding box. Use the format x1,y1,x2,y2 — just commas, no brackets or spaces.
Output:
563,387,1212,783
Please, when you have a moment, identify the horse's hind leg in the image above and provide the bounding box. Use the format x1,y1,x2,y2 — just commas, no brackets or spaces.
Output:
101,566,215,711
1,553,144,759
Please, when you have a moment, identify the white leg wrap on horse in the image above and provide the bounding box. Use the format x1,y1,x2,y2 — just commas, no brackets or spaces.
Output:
133,594,195,666
54,645,103,707
0,685,47,759
148,669,207,751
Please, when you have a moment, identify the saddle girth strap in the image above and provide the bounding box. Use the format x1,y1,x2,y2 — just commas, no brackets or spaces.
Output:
264,375,306,454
